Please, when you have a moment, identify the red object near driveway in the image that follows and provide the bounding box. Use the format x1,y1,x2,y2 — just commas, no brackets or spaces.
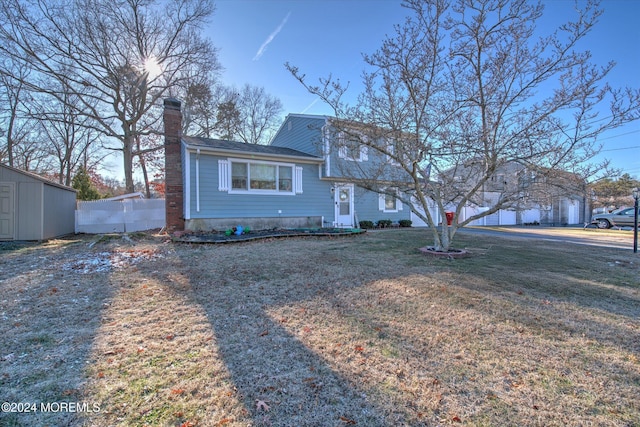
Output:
445,212,454,226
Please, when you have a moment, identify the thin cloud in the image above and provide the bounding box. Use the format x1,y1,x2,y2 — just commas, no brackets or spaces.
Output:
253,11,291,61
301,97,320,114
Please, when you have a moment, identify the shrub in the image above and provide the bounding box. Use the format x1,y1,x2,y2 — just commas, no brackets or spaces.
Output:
359,220,374,229
399,219,412,227
376,219,393,228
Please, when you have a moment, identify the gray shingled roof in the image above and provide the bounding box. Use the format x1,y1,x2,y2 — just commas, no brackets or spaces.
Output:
182,136,321,161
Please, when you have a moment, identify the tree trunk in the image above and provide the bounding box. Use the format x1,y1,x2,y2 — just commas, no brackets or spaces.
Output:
122,132,135,194
139,154,151,198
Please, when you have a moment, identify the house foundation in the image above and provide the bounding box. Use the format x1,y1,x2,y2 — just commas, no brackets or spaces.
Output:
185,216,323,232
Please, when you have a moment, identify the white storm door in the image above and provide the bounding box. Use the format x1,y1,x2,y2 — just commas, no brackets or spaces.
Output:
0,182,15,239
335,184,354,227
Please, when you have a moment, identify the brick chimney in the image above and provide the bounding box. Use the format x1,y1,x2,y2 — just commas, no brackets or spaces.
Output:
164,98,184,233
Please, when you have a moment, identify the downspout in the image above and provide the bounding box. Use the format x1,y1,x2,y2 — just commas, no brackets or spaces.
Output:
196,149,200,212
322,123,331,178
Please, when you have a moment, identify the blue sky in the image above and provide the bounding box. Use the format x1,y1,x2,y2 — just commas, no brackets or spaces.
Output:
208,0,640,179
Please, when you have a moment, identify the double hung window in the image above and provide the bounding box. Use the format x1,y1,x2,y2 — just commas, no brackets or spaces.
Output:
337,132,368,162
379,188,403,213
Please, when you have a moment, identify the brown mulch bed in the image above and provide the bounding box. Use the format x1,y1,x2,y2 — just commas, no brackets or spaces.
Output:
173,227,366,243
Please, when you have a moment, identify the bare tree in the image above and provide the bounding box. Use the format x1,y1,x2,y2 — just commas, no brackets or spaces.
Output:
182,81,218,138
235,84,283,144
0,60,33,167
32,78,105,185
213,88,241,141
181,81,284,143
288,0,640,251
209,84,283,144
0,0,220,193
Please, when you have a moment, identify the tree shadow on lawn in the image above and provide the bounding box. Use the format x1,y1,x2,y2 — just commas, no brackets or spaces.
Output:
169,233,640,426
0,240,115,427
169,240,398,426
169,236,640,425
60,230,639,426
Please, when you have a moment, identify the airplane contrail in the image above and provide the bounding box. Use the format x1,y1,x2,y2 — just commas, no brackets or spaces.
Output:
253,11,292,61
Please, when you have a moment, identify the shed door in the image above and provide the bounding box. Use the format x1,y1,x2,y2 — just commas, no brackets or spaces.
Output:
0,182,15,240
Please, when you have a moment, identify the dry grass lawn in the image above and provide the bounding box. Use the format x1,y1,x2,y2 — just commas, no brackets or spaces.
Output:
0,229,638,426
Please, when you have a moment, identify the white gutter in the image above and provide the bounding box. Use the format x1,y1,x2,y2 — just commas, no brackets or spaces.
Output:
322,121,331,177
183,143,323,165
196,148,200,212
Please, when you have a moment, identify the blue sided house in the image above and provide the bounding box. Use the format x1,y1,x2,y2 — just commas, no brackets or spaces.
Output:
162,99,412,232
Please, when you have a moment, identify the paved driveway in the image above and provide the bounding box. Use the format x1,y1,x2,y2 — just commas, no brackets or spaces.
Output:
459,226,637,251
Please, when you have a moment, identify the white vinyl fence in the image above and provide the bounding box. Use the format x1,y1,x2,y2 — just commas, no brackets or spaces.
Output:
76,198,165,234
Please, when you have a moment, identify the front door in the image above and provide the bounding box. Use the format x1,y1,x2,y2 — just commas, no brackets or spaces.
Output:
0,182,15,240
335,184,354,227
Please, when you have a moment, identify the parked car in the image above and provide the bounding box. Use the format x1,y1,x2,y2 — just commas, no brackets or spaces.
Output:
591,207,639,229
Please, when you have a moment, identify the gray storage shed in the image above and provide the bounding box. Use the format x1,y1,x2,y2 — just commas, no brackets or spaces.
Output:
0,163,77,240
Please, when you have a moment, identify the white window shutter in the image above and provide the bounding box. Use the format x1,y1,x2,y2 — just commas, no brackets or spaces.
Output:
218,160,229,191
361,146,368,161
295,166,303,194
397,197,403,211
338,146,347,159
378,193,385,211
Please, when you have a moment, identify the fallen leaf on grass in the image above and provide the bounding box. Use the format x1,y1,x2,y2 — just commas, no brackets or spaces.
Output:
339,415,356,424
258,329,269,337
171,388,186,395
354,346,364,352
216,419,232,426
256,400,270,412
452,415,462,422
180,422,196,427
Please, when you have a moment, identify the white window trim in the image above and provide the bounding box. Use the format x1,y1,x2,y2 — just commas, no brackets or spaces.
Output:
385,138,400,166
337,132,368,162
378,189,403,213
224,158,299,196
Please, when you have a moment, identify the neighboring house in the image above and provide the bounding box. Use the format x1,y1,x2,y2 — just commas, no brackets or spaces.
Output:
163,99,411,232
432,161,590,226
0,163,77,240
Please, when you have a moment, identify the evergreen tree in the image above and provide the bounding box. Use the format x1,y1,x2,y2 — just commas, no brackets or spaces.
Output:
72,166,101,200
